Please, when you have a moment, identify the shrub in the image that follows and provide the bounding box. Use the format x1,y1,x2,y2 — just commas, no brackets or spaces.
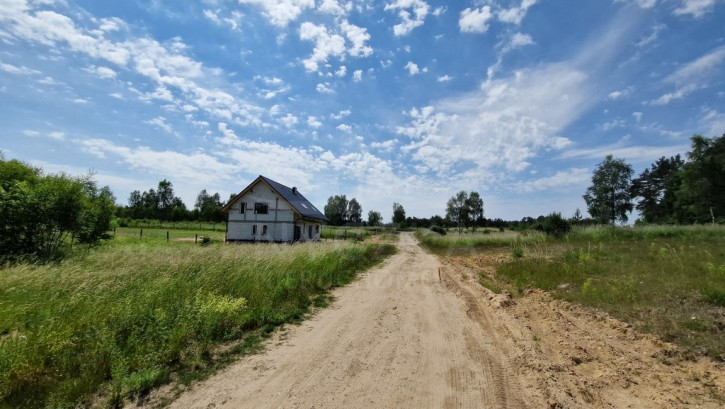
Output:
537,212,571,238
430,225,447,235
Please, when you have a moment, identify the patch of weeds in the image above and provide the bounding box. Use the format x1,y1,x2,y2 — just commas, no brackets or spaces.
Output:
312,294,332,308
511,246,524,259
478,272,502,294
703,290,725,307
681,319,710,332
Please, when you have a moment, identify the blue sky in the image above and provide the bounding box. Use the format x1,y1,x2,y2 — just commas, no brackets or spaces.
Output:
1,0,724,222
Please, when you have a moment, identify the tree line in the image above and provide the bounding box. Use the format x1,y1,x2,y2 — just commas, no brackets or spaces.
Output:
116,181,230,224
584,133,724,225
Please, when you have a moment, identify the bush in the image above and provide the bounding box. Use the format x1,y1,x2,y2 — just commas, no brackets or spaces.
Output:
537,212,571,238
430,225,447,235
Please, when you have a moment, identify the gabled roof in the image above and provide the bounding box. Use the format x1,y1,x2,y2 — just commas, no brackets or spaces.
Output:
222,175,328,222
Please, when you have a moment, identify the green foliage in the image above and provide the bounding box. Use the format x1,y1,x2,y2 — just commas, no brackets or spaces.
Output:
511,246,524,259
367,210,382,227
430,225,447,235
0,157,115,259
675,134,725,224
445,190,484,232
631,155,684,224
583,155,634,225
392,202,406,225
0,241,395,408
536,212,571,238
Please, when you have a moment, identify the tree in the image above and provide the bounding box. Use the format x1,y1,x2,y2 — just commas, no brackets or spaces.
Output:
675,134,725,224
631,155,684,223
367,210,382,227
347,198,362,225
324,195,348,226
445,191,484,232
156,179,175,221
446,191,470,233
583,155,634,225
467,191,484,229
392,202,406,225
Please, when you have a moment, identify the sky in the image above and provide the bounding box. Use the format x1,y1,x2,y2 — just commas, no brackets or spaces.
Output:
1,0,724,222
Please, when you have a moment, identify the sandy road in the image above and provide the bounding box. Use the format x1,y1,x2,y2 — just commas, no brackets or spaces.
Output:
161,232,725,409
166,232,531,409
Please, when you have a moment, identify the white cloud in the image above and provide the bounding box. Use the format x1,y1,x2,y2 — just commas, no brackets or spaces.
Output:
203,9,243,30
316,82,335,94
336,123,352,133
85,65,117,79
636,23,666,48
510,33,534,48
370,139,398,152
340,20,372,57
299,22,346,72
614,0,657,9
0,61,40,75
665,46,725,84
48,131,65,140
497,0,538,25
318,0,349,16
701,108,725,136
331,109,351,120
608,87,633,99
405,61,420,75
397,63,590,177
335,65,347,77
238,0,314,27
673,0,718,18
647,46,725,105
280,113,299,128
22,130,40,137
144,116,174,134
459,6,493,33
307,116,322,128
384,0,430,36
632,111,643,122
437,75,452,82
0,3,265,128
512,168,590,193
78,137,238,192
352,69,363,82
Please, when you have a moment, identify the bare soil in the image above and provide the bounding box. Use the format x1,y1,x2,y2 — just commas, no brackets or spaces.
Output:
139,232,724,408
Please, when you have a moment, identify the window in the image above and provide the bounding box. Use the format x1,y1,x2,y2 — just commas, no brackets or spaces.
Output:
254,202,268,214
309,226,313,238
252,225,257,235
240,202,246,214
262,225,268,235
315,225,320,233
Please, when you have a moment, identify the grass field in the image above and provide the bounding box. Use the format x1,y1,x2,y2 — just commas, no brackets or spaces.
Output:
419,225,725,361
0,232,395,408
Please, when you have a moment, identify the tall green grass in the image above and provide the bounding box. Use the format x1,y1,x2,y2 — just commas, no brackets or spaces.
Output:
0,240,394,408
415,229,545,254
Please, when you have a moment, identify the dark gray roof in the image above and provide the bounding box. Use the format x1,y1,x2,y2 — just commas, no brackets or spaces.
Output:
220,175,327,222
259,176,328,221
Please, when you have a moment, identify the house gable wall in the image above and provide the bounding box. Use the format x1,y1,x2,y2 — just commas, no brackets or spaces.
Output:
227,183,295,242
225,181,324,242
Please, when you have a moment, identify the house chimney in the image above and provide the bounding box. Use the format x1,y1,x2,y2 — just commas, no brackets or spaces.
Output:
292,187,297,195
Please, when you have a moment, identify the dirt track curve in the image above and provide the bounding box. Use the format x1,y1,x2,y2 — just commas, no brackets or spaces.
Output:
151,232,724,409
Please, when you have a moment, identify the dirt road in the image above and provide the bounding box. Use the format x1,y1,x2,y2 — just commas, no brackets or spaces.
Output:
161,233,724,409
